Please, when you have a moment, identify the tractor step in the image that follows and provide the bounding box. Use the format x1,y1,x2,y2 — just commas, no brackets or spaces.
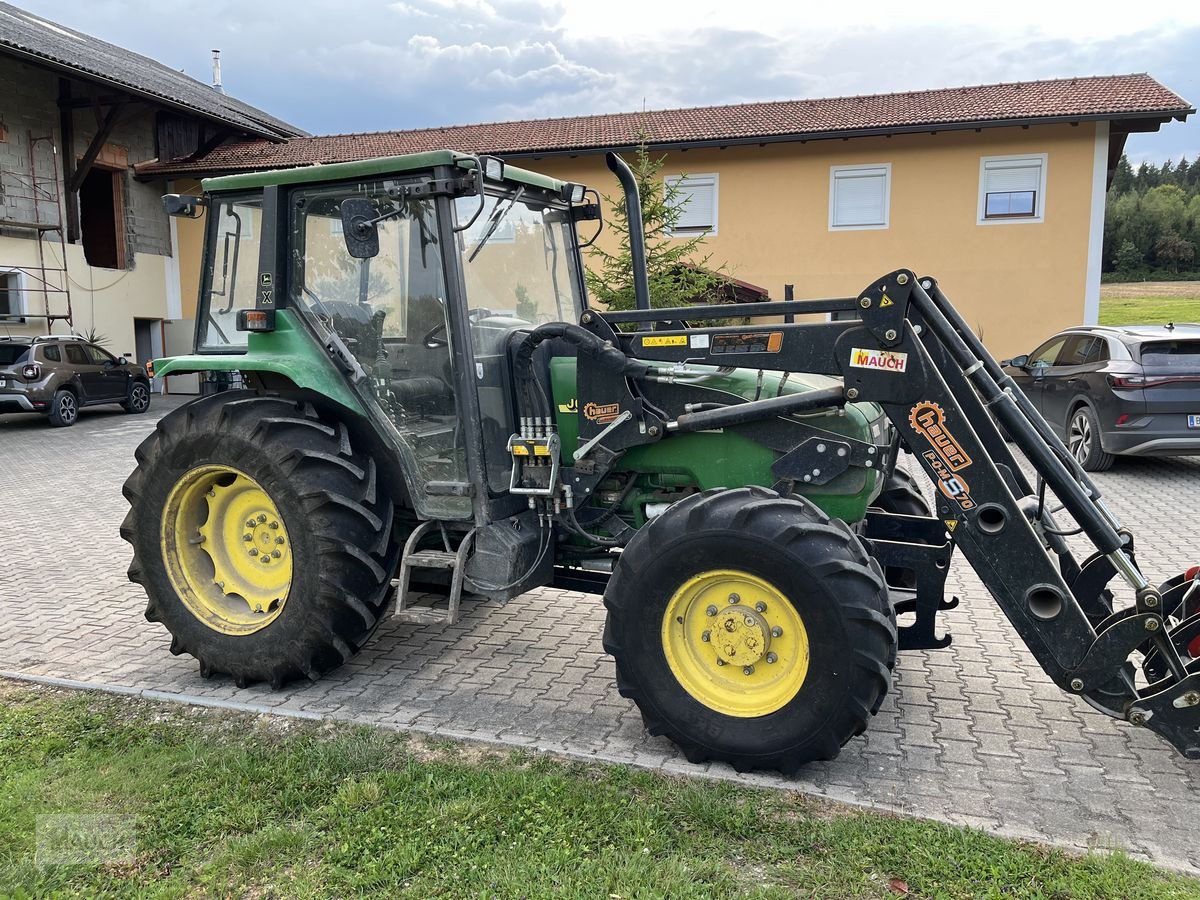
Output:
393,521,475,626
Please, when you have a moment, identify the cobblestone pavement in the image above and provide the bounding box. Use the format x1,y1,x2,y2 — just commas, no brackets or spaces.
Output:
2,398,1198,873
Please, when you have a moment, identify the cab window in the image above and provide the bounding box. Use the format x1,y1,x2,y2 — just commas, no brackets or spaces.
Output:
65,344,88,365
1029,337,1067,368
197,194,263,352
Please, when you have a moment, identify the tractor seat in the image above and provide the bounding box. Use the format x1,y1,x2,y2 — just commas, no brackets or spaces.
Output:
389,375,451,408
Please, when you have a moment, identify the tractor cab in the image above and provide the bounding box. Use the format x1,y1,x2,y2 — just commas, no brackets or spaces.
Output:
175,152,594,522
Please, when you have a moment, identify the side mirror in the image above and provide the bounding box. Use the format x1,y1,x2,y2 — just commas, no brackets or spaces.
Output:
116,356,128,366
162,194,206,218
1007,354,1029,369
339,198,380,259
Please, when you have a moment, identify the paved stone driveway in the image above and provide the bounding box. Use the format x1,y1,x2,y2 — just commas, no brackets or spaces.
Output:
2,397,1198,873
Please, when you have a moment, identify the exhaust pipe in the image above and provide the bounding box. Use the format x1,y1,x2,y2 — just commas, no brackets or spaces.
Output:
605,152,651,311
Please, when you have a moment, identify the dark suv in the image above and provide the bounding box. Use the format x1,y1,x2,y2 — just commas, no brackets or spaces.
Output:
0,336,151,426
1001,324,1200,471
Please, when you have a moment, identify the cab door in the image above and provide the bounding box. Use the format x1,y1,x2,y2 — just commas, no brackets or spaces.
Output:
1041,334,1103,431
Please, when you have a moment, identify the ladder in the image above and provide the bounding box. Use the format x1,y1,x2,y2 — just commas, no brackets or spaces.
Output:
392,521,475,625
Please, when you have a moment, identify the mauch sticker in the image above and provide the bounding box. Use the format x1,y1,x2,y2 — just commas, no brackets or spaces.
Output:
909,401,972,471
849,347,908,373
583,401,621,424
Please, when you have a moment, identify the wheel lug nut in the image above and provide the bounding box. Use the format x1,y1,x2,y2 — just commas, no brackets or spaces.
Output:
701,630,710,642
706,605,718,617
207,489,216,498
755,601,767,613
272,550,281,558
249,548,258,556
270,521,279,529
246,519,256,528
716,659,726,666
766,652,777,664
257,514,268,524
261,556,270,564
276,536,285,545
743,665,754,676
729,593,740,604
243,533,253,542
771,626,782,638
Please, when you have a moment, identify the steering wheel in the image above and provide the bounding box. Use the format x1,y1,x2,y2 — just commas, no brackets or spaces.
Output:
422,308,494,348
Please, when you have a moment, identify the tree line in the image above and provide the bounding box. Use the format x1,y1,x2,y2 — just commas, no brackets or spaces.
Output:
1104,155,1200,280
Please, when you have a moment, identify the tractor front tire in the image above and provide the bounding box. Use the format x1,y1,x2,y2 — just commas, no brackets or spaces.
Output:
603,486,895,773
120,392,399,688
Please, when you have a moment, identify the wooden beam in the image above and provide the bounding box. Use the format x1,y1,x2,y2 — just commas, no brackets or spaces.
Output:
57,93,134,110
67,104,120,194
58,78,79,243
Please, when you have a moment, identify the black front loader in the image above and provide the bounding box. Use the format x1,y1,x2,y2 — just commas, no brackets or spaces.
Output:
562,268,1200,760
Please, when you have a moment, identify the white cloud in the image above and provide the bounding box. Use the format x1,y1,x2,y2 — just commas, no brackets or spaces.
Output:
15,0,1200,160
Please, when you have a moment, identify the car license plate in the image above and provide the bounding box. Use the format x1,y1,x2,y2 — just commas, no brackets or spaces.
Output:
1190,414,1200,429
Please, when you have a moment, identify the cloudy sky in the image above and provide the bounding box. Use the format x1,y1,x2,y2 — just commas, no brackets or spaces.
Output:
21,0,1200,164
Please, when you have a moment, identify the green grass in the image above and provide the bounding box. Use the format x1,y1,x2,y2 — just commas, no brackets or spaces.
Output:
1098,284,1200,326
1,683,1197,899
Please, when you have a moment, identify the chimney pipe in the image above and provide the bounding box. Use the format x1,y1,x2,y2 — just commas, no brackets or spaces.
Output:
211,49,224,94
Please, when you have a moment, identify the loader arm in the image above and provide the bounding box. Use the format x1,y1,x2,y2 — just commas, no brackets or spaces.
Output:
556,269,1199,760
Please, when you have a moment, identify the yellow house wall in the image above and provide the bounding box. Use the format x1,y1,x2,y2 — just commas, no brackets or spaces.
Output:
0,237,168,361
519,122,1100,358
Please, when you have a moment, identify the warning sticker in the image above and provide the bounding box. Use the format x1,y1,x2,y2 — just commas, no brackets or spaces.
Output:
642,335,688,347
849,347,908,373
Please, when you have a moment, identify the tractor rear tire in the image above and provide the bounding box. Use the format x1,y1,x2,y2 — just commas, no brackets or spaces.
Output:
603,486,895,773
120,392,400,688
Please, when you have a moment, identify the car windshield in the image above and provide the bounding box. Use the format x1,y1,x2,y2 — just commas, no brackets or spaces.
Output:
0,344,30,365
1140,340,1200,369
454,188,582,355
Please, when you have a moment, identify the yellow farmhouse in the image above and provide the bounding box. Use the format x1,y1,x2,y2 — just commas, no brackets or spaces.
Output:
145,74,1192,362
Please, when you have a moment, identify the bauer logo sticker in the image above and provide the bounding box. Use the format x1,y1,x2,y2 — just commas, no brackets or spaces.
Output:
910,401,972,471
850,347,909,373
583,401,621,424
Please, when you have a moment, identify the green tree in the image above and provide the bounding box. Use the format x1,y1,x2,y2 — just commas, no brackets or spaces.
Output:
1113,240,1142,274
514,283,537,322
586,142,730,312
1155,231,1195,273
1110,156,1134,194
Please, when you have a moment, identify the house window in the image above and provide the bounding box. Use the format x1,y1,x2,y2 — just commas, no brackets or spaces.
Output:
979,154,1047,223
830,164,891,230
0,270,25,320
79,166,127,269
665,174,718,236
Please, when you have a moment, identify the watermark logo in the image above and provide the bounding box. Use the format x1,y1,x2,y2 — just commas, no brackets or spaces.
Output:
35,814,136,868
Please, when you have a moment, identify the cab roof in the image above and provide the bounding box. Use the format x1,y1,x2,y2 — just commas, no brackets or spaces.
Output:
201,149,569,196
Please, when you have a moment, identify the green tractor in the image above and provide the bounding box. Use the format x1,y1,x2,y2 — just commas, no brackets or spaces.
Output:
123,150,1200,772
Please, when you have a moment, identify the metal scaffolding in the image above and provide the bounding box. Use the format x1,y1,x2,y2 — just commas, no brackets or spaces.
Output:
0,131,74,330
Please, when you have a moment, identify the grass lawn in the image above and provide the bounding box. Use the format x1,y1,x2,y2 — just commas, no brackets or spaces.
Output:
1099,282,1200,326
1,682,1198,898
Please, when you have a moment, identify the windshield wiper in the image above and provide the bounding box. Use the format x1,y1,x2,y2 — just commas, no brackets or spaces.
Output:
468,187,524,263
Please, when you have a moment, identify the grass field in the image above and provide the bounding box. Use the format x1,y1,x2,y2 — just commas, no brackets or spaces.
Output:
1,682,1198,899
1099,281,1200,326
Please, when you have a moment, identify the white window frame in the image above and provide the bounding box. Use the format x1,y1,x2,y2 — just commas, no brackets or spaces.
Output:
0,269,27,322
828,163,891,231
664,173,719,237
978,153,1048,225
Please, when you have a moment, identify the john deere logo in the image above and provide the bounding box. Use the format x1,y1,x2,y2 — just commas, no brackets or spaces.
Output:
583,402,621,424
557,398,578,414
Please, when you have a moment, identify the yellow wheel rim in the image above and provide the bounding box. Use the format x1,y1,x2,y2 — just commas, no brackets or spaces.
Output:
161,465,293,635
662,569,809,718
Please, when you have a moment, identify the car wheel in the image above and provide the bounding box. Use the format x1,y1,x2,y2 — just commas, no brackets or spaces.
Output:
47,389,78,427
1067,405,1115,472
123,381,151,414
